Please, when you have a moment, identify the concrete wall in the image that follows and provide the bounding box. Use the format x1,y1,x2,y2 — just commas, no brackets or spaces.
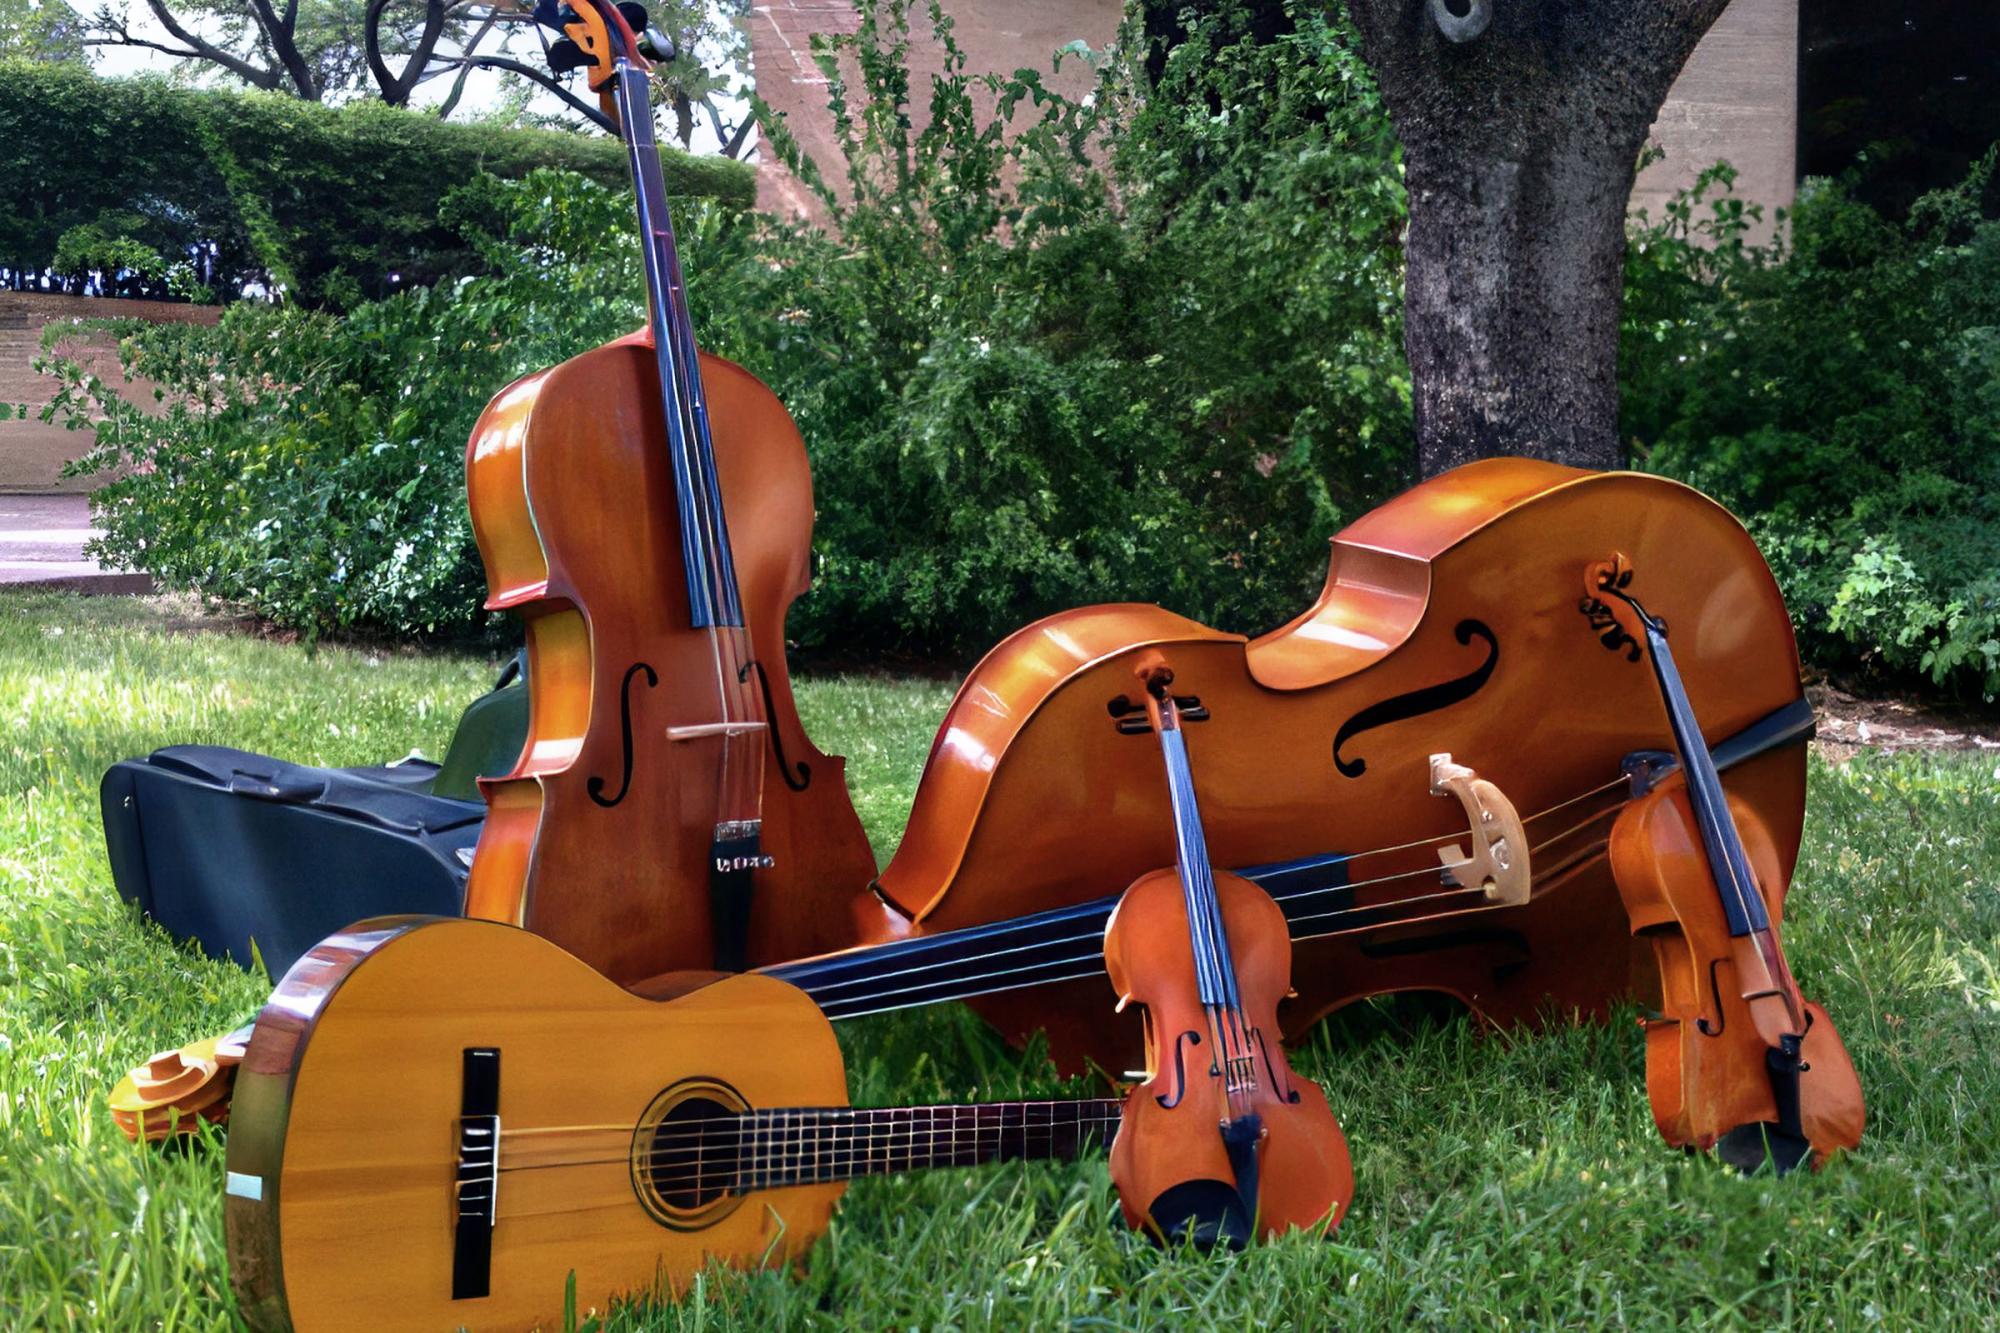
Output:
0,293,220,494
1632,0,1799,240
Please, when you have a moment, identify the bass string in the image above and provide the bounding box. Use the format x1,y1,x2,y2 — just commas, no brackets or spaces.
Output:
813,793,1627,1018
783,774,1631,1004
812,773,1628,985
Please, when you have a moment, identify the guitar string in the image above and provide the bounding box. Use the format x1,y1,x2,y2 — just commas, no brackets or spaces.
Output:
491,1104,1124,1153
487,1107,1125,1177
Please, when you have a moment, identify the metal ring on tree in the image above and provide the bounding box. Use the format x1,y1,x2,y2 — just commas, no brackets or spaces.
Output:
1431,0,1492,43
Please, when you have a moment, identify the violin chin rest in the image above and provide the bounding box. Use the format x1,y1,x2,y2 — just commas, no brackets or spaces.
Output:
1145,1179,1253,1253
1714,1121,1814,1176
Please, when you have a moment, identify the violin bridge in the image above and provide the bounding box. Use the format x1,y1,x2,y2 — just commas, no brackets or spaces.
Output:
1428,753,1531,907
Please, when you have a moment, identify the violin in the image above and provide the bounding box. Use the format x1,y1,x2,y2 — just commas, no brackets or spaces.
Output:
1103,659,1352,1247
766,461,1813,1096
224,917,1120,1331
459,0,875,982
1589,559,1864,1170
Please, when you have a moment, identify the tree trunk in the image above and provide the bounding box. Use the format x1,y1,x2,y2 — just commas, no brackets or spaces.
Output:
1346,0,1732,476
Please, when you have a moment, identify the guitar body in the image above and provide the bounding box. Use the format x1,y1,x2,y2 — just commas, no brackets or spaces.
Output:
225,917,849,1332
851,460,1809,1071
464,335,877,983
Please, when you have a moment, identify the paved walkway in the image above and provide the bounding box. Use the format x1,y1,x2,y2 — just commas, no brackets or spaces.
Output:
0,494,152,592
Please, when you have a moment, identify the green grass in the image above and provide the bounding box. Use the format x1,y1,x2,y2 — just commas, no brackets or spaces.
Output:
3,592,1998,1329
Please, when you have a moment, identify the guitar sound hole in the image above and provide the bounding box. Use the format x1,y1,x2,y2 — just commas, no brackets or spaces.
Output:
644,1096,742,1211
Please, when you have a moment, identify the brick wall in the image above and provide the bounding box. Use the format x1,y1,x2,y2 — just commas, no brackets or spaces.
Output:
1633,0,1799,240
753,0,1799,241
749,0,1120,219
0,292,221,494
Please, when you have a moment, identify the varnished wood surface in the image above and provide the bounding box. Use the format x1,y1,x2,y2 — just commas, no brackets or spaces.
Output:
853,461,1807,1073
1609,784,1864,1164
225,918,849,1332
1104,868,1354,1239
462,334,878,983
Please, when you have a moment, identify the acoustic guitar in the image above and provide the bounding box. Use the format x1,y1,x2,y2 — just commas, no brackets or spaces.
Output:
224,917,1118,1331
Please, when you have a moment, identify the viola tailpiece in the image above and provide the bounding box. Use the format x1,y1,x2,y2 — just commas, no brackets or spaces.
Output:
1588,558,1863,1172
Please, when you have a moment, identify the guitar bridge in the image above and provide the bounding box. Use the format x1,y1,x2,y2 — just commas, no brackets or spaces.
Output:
452,1048,501,1301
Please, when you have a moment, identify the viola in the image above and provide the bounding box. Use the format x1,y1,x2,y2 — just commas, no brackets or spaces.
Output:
1103,659,1352,1247
1589,559,1863,1170
459,0,875,982
766,460,1813,1095
223,917,1119,1331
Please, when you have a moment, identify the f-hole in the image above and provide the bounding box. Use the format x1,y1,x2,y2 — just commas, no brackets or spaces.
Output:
588,662,657,808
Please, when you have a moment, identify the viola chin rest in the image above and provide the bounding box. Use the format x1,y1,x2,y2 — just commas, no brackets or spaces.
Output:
1145,1179,1253,1253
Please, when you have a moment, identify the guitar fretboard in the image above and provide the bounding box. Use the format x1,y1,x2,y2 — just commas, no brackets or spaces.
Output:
715,1100,1121,1193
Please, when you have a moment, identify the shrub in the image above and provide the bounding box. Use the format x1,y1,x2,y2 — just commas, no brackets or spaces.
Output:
1623,151,2000,700
0,60,754,308
49,1,1412,653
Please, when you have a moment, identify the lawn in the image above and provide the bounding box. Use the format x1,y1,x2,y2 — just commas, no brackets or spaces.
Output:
3,591,1998,1330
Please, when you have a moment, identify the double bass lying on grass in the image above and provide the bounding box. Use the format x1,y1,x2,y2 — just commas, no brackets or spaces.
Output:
759,460,1857,1166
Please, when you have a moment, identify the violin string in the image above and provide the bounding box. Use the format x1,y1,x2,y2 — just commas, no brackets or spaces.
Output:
812,805,1623,1019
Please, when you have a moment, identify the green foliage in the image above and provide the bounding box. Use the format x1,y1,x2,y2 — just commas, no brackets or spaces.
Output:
6,594,2000,1328
0,0,84,62
50,0,1410,652
0,59,754,308
41,171,651,639
51,214,168,288
729,0,1411,652
1624,152,2000,700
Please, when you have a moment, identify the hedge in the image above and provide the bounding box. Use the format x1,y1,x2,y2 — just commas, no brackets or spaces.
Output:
0,60,756,307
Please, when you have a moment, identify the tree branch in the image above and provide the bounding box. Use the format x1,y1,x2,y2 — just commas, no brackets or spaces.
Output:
429,54,618,133
242,0,321,98
134,0,285,90
429,6,501,119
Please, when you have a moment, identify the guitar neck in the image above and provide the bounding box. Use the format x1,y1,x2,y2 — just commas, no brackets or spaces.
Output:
730,1099,1122,1194
612,59,743,630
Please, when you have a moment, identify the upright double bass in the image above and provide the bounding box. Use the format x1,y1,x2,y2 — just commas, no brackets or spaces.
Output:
461,0,875,980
